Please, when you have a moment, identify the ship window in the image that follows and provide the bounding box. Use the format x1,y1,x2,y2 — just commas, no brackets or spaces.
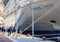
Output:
50,20,56,23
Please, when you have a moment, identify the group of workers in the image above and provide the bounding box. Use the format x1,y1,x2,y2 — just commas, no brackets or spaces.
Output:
0,26,47,40
0,25,23,35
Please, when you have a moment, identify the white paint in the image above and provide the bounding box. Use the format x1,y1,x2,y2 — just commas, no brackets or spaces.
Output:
52,23,60,30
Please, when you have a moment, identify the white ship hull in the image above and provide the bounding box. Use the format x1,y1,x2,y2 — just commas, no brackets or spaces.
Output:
16,0,60,31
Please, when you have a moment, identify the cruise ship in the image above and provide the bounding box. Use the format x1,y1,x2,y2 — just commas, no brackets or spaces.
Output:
0,0,60,42
14,0,60,37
